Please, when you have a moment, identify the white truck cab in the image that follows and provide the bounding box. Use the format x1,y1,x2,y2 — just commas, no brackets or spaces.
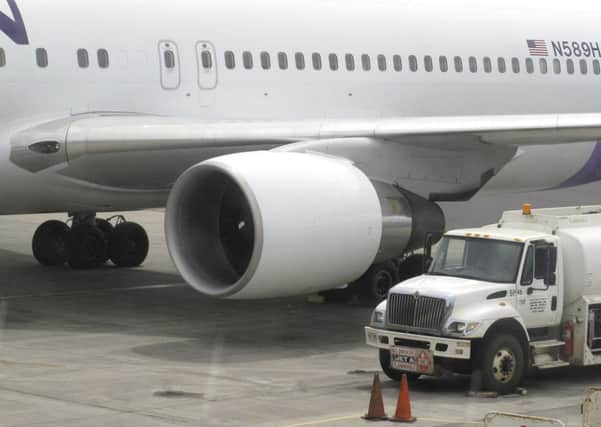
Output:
366,205,601,394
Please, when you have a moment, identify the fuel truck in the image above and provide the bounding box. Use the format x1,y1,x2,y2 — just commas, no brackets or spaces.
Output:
366,205,601,393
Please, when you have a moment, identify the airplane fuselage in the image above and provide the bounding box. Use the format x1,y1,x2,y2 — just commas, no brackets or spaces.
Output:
1,0,601,214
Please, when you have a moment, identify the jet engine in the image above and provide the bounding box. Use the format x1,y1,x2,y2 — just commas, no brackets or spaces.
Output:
165,151,444,299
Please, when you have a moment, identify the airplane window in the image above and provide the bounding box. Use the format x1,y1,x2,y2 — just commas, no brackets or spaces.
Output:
329,54,338,71
539,58,548,74
469,56,477,73
566,59,575,74
409,55,418,72
0,48,4,67
77,49,89,68
393,55,402,71
512,57,520,73
454,56,463,72
377,54,386,71
164,50,176,69
594,60,601,75
225,51,236,69
525,58,534,74
483,57,492,73
295,52,305,70
201,50,213,69
312,53,322,70
439,56,448,72
497,57,506,73
97,49,109,69
345,54,355,71
36,48,48,68
243,51,253,69
580,59,588,75
553,58,561,74
424,55,433,72
362,54,371,71
260,52,271,70
279,52,288,70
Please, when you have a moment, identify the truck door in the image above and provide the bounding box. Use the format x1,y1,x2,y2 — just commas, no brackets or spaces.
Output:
518,242,560,334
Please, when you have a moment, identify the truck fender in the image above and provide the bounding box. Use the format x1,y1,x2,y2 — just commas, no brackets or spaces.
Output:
478,318,530,361
453,302,529,342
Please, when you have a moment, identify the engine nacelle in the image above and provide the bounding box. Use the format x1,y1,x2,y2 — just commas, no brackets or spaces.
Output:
165,151,443,299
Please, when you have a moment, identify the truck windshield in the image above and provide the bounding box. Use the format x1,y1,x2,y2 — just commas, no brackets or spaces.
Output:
429,237,524,284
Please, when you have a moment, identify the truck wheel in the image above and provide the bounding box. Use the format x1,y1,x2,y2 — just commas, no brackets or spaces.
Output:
478,334,525,394
379,349,420,382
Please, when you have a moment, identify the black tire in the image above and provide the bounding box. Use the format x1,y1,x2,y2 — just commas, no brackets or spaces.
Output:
397,254,430,282
379,349,420,382
32,220,70,266
68,223,108,269
355,261,399,304
477,333,525,394
95,219,114,264
109,222,149,268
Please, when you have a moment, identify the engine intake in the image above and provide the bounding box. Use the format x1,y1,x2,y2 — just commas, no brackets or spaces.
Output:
165,151,443,299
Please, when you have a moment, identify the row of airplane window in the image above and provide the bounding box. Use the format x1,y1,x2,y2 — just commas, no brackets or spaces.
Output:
222,50,601,75
1,47,601,77
0,48,110,69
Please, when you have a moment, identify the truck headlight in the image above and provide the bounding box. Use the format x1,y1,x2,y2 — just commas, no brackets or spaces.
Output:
448,321,480,335
371,310,385,326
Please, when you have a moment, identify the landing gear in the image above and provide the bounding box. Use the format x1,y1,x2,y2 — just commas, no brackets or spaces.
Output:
397,253,430,282
109,222,149,268
68,222,108,269
353,260,399,304
318,253,430,305
32,220,70,266
32,214,149,269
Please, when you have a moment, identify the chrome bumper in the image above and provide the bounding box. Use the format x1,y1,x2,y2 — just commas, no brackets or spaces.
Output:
365,326,472,360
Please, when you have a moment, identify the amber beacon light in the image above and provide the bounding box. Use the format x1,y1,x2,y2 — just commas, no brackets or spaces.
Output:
522,203,532,216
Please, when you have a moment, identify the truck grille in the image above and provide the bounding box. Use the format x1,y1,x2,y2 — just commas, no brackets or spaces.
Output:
387,293,447,332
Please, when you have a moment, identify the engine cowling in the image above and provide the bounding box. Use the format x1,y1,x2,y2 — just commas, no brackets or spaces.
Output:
165,151,444,299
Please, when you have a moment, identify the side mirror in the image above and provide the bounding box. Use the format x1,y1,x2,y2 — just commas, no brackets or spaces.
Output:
423,233,434,273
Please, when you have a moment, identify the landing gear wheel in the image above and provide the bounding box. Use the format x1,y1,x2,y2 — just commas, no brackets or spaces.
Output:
477,333,525,394
95,219,114,264
397,254,430,282
67,223,108,269
109,222,149,267
379,349,420,382
32,220,70,266
355,261,399,304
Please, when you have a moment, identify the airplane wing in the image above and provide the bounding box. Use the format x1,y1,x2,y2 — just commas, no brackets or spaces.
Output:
9,112,601,199
11,112,601,164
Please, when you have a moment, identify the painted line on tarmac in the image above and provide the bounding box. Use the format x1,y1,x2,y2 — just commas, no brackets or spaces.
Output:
282,414,482,426
0,283,187,300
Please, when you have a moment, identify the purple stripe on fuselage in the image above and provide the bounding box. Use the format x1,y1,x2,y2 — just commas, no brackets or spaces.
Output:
558,141,601,189
0,0,29,45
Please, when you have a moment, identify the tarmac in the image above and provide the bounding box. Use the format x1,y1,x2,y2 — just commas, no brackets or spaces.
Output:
1,181,601,427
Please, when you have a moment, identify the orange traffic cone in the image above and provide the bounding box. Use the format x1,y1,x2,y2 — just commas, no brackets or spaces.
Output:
389,374,416,423
362,373,387,421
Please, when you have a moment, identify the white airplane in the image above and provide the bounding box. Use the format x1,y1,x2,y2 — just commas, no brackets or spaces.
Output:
2,0,601,300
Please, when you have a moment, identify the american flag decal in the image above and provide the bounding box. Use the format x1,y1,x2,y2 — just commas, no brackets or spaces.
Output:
527,39,549,56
